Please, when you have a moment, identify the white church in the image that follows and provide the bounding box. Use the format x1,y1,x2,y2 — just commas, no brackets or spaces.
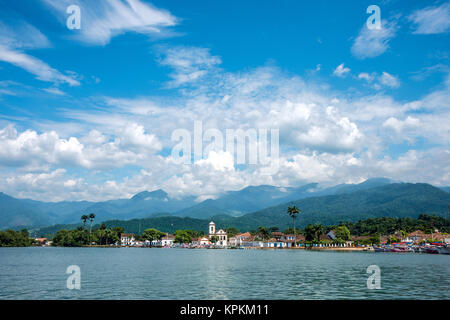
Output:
209,221,228,246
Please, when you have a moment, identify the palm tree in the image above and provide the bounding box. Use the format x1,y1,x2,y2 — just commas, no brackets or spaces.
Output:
287,206,301,247
81,215,89,228
313,224,324,243
88,213,95,245
257,226,270,240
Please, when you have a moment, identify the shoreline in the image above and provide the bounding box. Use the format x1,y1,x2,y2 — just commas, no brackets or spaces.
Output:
17,245,374,252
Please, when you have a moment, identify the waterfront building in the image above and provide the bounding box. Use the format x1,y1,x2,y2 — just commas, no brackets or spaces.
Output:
34,238,48,246
208,221,227,246
191,236,210,246
120,233,135,246
229,232,251,246
161,234,175,246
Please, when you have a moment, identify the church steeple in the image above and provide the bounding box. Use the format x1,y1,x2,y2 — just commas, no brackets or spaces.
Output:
209,221,216,235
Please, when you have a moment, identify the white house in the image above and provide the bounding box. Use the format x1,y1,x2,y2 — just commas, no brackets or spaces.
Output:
120,233,135,246
209,221,227,246
191,236,210,246
161,234,175,246
229,232,251,247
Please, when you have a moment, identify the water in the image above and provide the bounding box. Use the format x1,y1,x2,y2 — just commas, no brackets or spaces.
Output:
0,247,449,299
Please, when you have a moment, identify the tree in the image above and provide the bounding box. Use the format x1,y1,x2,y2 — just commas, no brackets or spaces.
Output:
257,226,270,240
369,234,381,245
142,228,165,245
88,213,96,244
287,206,301,246
313,224,324,242
0,229,33,247
81,215,89,228
210,235,219,245
334,225,351,241
225,227,240,238
399,230,408,240
387,236,400,244
304,224,324,243
174,230,192,244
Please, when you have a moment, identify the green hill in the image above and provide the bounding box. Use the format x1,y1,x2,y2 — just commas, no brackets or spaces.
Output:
222,183,450,231
33,182,450,236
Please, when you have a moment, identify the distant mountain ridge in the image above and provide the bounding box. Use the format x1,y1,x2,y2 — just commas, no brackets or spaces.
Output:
0,189,197,229
30,182,450,236
213,182,450,231
1,178,448,230
176,178,395,219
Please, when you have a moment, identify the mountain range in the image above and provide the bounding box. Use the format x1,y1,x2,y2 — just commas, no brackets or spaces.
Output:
1,178,449,232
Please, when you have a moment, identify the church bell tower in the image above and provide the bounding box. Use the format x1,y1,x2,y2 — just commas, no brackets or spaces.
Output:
209,221,216,235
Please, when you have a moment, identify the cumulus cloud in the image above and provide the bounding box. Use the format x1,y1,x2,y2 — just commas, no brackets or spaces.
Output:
333,63,350,77
358,72,374,82
379,72,400,88
357,71,400,89
0,124,161,170
351,20,397,59
383,116,420,133
41,0,178,45
409,3,450,34
1,45,449,201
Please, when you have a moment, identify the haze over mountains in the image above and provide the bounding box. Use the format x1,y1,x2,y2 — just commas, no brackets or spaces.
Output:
0,178,449,231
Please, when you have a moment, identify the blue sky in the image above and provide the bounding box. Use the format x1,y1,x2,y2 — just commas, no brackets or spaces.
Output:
0,0,449,201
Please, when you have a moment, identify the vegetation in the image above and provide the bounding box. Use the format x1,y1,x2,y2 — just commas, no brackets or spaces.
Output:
256,226,270,240
209,235,219,244
231,183,450,230
52,225,122,247
52,214,121,247
88,213,96,243
11,212,449,247
340,214,450,236
174,230,200,244
81,215,89,228
0,229,34,247
333,225,351,241
141,228,166,243
32,183,450,237
225,227,240,238
287,206,300,246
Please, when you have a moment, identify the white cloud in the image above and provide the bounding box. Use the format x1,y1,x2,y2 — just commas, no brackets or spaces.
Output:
0,124,162,170
0,46,80,86
41,0,178,45
1,46,449,201
158,46,222,86
0,20,80,86
42,87,66,96
409,3,450,34
333,63,350,77
351,20,397,59
383,116,420,133
195,151,235,172
0,20,51,49
358,72,374,82
357,71,400,89
379,71,400,88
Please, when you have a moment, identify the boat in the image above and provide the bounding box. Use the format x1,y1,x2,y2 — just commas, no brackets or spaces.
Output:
389,245,414,253
373,246,389,252
423,246,439,254
436,245,450,255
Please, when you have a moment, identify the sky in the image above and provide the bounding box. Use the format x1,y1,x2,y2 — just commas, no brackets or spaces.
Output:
0,0,449,202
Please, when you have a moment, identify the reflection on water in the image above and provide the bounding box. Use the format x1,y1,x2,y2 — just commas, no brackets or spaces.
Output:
0,247,449,300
